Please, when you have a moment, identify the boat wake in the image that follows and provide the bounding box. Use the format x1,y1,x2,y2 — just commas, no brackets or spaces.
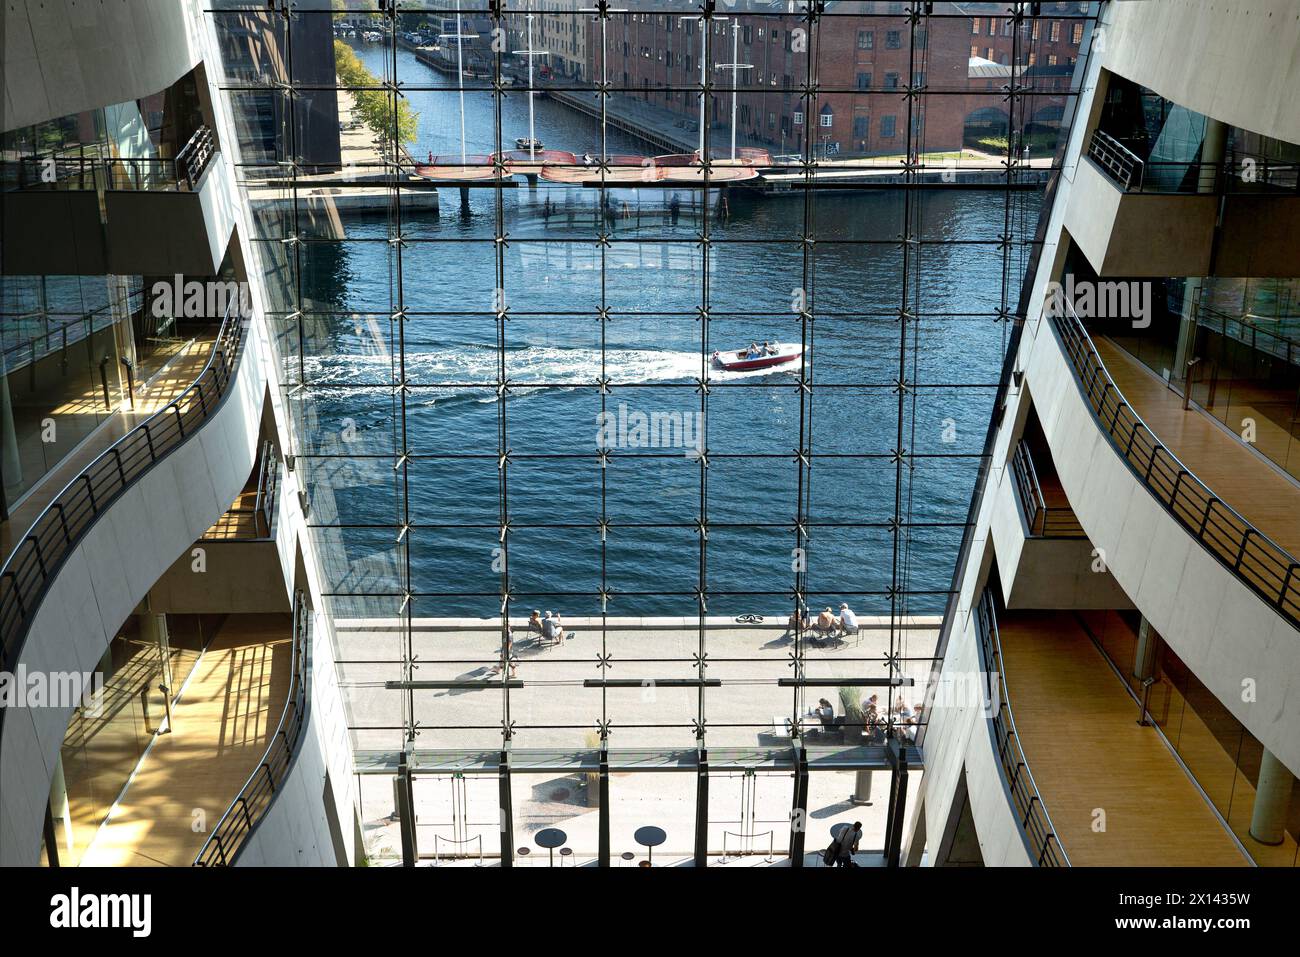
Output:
301,342,799,405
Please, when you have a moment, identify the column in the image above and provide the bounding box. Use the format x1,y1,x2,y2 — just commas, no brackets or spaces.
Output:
1249,749,1295,846
1132,616,1159,682
1171,118,1229,377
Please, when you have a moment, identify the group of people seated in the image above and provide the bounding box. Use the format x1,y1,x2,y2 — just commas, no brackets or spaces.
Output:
808,694,924,743
744,341,779,359
527,609,570,646
787,602,859,640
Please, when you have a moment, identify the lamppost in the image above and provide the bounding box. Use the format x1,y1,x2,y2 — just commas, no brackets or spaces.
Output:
512,12,550,160
713,18,753,161
437,15,475,165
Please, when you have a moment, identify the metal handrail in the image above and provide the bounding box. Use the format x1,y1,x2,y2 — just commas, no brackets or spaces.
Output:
1194,302,1300,368
1087,129,1144,191
1048,302,1300,627
721,828,775,863
974,591,1069,867
1010,441,1085,538
0,302,246,695
194,590,311,866
6,126,217,192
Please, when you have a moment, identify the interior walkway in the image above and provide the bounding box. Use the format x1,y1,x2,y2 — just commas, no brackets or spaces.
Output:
1094,337,1300,557
996,611,1249,866
1,334,217,563
78,614,292,866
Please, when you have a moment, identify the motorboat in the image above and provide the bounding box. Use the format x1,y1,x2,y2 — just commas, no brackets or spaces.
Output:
712,342,802,371
515,137,544,152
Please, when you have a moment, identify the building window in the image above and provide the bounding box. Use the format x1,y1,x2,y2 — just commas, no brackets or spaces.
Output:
971,44,980,58
1050,20,1061,42
1071,22,1084,45
857,30,874,50
881,115,897,137
793,110,804,126
971,17,981,34
856,72,872,90
885,72,899,90
912,71,924,88
1032,20,1040,40
819,107,834,128
1048,53,1058,66
885,30,901,49
853,115,870,138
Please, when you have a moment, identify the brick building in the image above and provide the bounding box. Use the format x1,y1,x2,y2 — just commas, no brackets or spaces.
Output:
585,0,1088,158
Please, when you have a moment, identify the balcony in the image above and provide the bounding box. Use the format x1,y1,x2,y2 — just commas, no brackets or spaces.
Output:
148,440,290,615
1,127,234,276
980,598,1249,866
1064,129,1300,277
1010,441,1085,539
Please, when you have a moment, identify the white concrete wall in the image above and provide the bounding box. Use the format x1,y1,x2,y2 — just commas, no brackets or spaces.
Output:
1104,0,1300,144
3,0,203,132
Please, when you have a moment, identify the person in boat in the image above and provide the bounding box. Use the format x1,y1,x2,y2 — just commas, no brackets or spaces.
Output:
762,341,777,356
582,152,594,167
746,342,761,359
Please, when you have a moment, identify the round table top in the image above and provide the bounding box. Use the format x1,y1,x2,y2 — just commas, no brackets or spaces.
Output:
634,825,667,848
535,827,567,849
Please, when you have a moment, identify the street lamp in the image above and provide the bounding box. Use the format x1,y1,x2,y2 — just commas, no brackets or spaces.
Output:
512,12,550,160
713,18,753,161
437,16,477,165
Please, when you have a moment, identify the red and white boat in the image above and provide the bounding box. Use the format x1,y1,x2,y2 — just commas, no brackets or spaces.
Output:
712,342,802,372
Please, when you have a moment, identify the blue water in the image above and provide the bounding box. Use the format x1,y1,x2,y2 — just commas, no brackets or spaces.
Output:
298,44,1037,617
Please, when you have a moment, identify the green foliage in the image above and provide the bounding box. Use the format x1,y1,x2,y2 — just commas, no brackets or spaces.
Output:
334,39,419,145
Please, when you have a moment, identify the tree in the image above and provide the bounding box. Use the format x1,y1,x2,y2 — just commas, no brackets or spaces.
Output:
334,39,419,145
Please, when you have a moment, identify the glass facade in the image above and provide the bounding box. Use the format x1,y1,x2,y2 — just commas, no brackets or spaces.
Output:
204,0,1097,862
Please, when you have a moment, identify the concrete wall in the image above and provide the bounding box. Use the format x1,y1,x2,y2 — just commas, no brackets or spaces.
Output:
3,0,203,132
1103,0,1300,144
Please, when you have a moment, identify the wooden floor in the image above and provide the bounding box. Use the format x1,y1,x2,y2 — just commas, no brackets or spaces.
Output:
203,489,262,540
1094,338,1300,557
996,611,1249,867
1,337,217,563
78,615,292,867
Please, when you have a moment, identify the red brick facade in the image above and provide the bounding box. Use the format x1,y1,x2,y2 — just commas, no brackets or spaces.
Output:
582,1,1086,158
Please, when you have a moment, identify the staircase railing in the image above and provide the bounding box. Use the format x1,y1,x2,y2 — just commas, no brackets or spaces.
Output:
1049,302,1300,628
974,590,1068,867
0,303,246,696
194,590,311,866
1010,441,1086,538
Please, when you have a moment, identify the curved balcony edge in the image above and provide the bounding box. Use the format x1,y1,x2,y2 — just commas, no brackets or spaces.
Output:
0,309,265,866
1024,307,1300,775
194,592,312,867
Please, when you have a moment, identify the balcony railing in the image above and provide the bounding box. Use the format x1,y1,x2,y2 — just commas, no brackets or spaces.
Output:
194,591,310,866
1087,129,1300,195
974,590,1068,867
1195,302,1300,368
1010,441,1086,538
202,440,279,541
1049,301,1300,627
0,302,246,690
4,126,218,192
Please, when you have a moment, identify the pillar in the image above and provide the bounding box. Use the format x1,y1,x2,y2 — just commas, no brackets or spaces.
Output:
1249,749,1295,846
1132,616,1159,682
1172,118,1229,377
850,770,873,806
